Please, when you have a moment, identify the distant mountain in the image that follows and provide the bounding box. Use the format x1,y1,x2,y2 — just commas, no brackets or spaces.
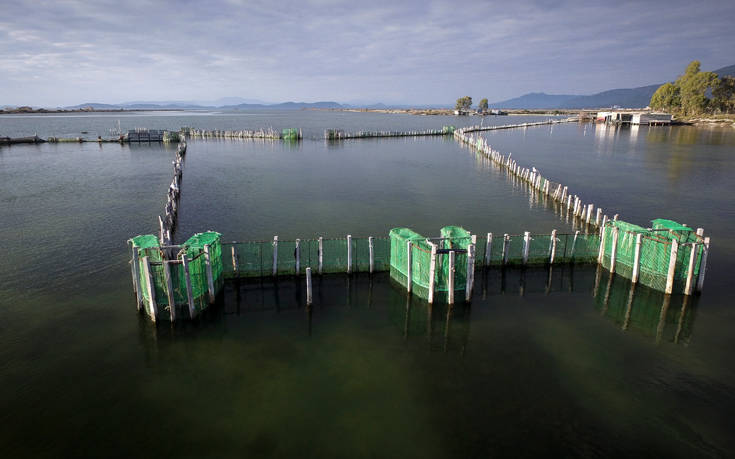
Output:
490,63,735,109
223,101,343,110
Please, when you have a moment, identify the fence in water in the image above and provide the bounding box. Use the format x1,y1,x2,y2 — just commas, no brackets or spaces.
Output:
183,127,300,140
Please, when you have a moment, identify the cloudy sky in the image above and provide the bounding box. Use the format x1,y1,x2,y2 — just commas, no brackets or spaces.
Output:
1,0,733,107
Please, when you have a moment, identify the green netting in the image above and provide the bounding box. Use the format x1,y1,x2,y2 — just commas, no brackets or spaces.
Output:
281,128,300,140
600,219,703,294
437,226,471,290
442,125,455,134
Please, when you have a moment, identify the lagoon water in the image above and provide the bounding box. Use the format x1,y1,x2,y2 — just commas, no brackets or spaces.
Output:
1,111,734,457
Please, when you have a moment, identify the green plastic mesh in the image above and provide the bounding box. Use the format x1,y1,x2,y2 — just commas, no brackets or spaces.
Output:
600,219,704,294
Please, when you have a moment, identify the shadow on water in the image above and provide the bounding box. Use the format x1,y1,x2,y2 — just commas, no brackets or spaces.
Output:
141,267,697,351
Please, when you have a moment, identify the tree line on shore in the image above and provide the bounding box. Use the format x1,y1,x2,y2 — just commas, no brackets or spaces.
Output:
650,60,735,116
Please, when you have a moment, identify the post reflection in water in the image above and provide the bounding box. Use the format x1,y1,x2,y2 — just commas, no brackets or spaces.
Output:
145,266,697,351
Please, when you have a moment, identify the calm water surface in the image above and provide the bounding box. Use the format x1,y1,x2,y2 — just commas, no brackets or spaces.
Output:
1,112,734,458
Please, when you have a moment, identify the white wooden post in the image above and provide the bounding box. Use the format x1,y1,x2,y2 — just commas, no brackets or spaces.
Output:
295,238,301,274
318,236,323,275
163,259,176,322
549,230,557,264
347,234,352,274
610,227,620,274
181,253,195,319
428,241,437,304
485,232,493,266
406,240,412,293
306,267,313,306
466,244,475,301
132,247,142,311
368,236,374,273
448,250,455,305
204,244,216,305
142,256,157,322
598,224,607,264
632,234,643,284
596,208,602,226
696,237,709,292
522,231,530,265
684,243,698,296
231,245,239,276
665,239,679,295
272,236,278,276
502,234,510,265
586,204,593,224
570,230,580,260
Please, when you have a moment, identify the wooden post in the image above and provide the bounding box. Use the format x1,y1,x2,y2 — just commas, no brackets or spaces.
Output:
597,224,607,264
448,250,455,305
180,253,195,318
368,236,374,274
596,208,602,226
631,234,643,284
570,230,580,261
131,247,142,311
549,230,557,264
406,240,412,293
610,227,620,274
522,231,530,265
318,236,323,275
163,259,176,322
295,238,301,274
306,267,313,306
272,236,278,276
142,256,157,322
466,244,475,301
231,245,239,277
684,243,698,295
586,204,593,224
428,241,437,304
204,244,216,305
347,234,352,274
502,234,510,265
665,239,679,295
567,195,572,211
613,214,619,221
696,237,709,292
485,232,493,266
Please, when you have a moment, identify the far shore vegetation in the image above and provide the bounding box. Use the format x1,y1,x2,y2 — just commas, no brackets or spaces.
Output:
650,60,735,117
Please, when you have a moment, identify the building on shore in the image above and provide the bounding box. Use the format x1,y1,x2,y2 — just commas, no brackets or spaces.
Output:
596,111,672,125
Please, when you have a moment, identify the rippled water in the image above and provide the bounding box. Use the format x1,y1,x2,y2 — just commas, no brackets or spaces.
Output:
1,112,734,457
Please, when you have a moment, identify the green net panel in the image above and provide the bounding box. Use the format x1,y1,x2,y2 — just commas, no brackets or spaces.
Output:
600,219,704,294
281,128,300,140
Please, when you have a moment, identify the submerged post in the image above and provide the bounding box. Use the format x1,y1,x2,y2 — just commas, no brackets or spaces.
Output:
163,259,176,322
697,237,710,292
347,234,352,274
485,232,493,266
318,236,323,275
466,243,475,302
448,250,455,305
609,227,620,274
522,231,530,265
684,242,698,296
406,240,412,293
306,267,313,306
142,256,157,322
273,236,279,276
665,239,679,295
181,252,196,319
295,238,301,275
428,241,437,304
632,234,643,284
204,244,216,305
231,245,239,277
368,236,375,273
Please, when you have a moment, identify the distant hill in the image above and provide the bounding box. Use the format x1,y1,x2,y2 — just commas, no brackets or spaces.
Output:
490,64,735,109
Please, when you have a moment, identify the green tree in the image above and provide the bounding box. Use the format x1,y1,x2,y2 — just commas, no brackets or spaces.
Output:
650,82,680,112
478,98,489,112
675,60,717,115
455,96,472,111
713,76,735,113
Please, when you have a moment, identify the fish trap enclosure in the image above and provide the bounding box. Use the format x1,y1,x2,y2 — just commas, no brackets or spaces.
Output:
598,219,708,295
129,231,224,322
